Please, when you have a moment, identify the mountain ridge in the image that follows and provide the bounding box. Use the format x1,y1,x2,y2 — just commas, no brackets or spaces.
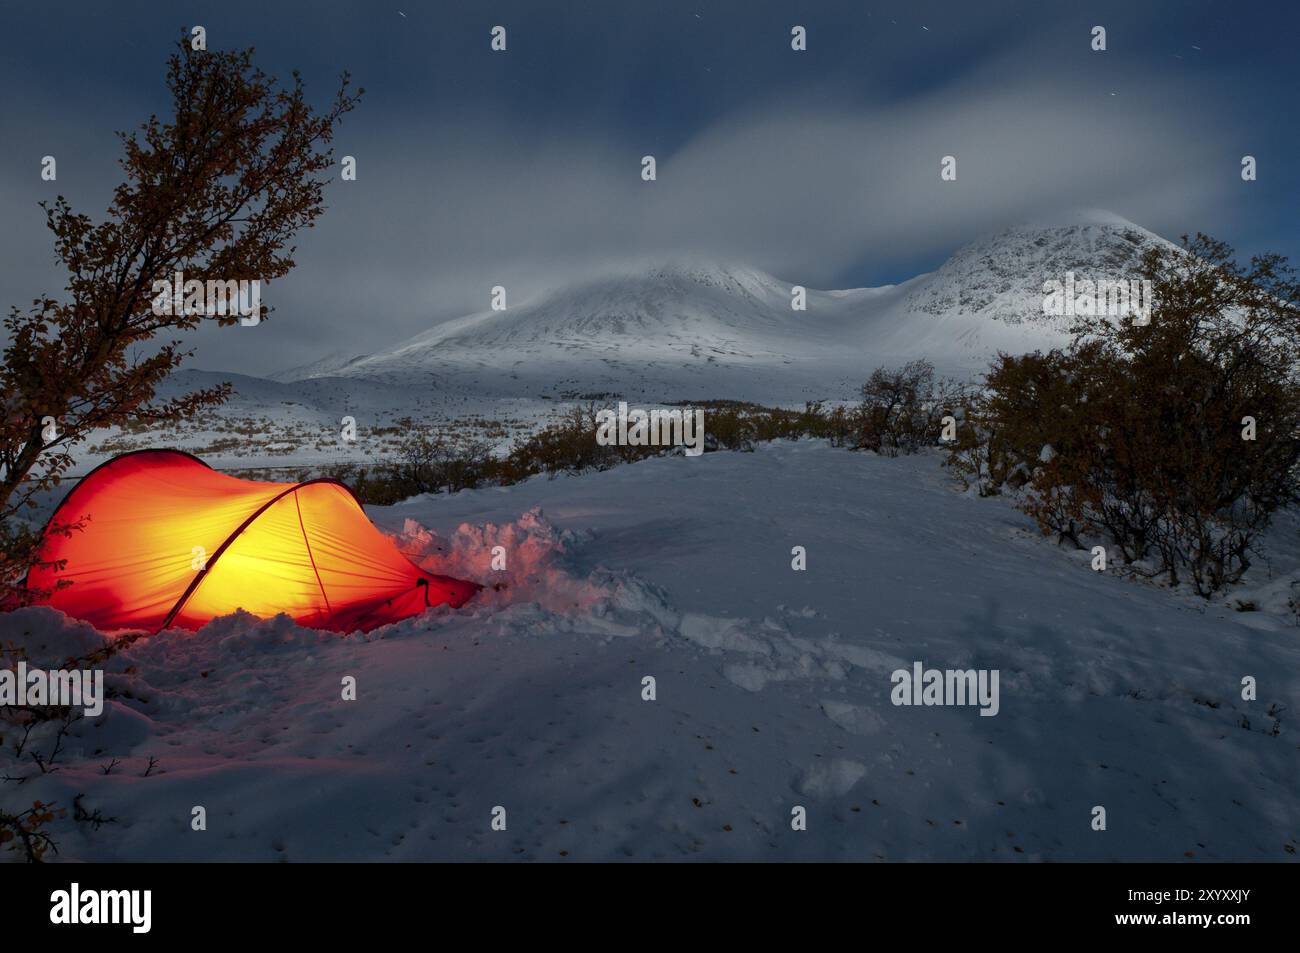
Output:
268,210,1177,403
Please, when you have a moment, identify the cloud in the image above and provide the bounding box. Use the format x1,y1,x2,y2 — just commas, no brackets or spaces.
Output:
222,65,1234,374
0,12,1252,376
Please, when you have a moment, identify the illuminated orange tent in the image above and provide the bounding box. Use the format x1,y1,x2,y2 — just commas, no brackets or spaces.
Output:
26,450,480,633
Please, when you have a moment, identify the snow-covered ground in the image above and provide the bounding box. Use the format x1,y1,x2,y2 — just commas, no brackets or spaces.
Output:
3,441,1296,862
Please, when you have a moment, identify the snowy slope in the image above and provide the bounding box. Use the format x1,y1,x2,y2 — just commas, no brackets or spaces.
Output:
3,443,1295,862
874,210,1174,358
276,210,1176,403
298,260,878,403
267,351,371,383
76,368,545,473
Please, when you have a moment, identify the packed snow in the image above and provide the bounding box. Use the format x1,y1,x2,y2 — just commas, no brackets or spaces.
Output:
4,442,1296,862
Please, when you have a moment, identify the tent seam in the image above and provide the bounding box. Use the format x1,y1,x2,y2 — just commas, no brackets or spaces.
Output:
294,488,333,622
159,478,360,631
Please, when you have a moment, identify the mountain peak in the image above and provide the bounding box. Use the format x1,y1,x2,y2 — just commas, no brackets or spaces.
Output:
899,211,1175,333
1008,207,1150,232
272,214,1179,397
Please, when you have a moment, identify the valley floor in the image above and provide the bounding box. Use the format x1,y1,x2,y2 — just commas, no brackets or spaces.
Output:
2,442,1296,861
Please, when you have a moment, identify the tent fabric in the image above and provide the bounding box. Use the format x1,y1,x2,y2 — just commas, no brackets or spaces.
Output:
26,450,481,633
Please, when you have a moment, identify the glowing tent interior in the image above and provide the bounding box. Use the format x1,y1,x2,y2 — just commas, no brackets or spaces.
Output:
25,450,481,633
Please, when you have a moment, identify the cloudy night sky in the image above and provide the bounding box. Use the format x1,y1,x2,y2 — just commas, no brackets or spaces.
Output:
1,0,1296,375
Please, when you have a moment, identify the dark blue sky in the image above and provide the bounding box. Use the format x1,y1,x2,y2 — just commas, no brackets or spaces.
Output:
1,0,1296,373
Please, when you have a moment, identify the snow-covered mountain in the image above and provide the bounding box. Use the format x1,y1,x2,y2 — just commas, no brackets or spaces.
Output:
276,210,1176,403
268,351,371,383
80,211,1176,469
900,209,1164,328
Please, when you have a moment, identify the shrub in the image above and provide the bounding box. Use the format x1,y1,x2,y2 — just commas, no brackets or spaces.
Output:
390,430,494,495
332,378,964,508
851,360,966,456
0,801,64,863
951,235,1300,595
508,403,636,476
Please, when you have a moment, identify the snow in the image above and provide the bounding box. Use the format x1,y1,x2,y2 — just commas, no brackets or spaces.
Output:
4,441,1296,862
5,210,1290,861
278,213,1172,397
73,212,1179,472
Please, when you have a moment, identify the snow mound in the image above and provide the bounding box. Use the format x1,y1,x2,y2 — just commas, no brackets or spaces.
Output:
394,507,682,639
796,758,868,798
